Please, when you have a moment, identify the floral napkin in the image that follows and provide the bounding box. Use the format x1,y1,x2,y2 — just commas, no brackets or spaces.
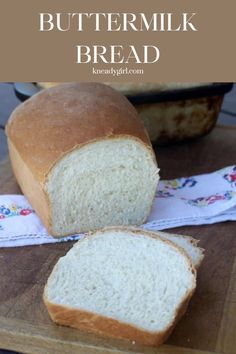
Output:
0,165,236,247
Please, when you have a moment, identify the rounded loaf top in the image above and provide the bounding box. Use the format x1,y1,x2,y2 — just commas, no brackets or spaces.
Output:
6,83,152,181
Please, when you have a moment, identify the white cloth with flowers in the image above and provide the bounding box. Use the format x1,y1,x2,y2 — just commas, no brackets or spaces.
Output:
0,165,236,247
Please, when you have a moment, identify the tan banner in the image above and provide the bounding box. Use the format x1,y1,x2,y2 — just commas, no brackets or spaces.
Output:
0,0,235,81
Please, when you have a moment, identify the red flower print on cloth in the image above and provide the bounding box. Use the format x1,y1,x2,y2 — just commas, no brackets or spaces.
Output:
184,191,236,207
0,204,34,219
223,166,236,187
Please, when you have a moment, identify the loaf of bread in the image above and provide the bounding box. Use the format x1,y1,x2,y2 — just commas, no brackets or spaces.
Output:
44,227,199,346
6,83,159,237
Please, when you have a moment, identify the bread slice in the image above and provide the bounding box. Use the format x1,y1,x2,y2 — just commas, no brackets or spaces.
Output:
6,83,159,237
44,228,196,346
157,231,204,269
98,227,204,269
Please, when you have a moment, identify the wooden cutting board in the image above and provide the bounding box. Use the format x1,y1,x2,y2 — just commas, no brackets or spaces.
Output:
0,125,236,354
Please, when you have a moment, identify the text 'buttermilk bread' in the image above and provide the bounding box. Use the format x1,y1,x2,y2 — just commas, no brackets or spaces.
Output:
44,227,199,346
6,83,159,237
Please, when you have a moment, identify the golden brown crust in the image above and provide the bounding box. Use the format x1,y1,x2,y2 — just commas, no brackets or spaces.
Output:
8,139,52,229
6,83,151,182
43,228,196,346
43,295,193,346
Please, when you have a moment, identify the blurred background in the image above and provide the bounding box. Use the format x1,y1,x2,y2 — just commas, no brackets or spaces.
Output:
0,82,236,164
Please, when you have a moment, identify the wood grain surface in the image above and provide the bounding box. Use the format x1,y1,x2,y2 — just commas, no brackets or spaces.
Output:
0,126,236,354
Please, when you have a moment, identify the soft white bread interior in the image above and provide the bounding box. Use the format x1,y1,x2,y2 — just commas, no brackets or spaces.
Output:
147,230,204,269
104,227,204,269
44,227,197,346
6,83,159,236
46,138,159,236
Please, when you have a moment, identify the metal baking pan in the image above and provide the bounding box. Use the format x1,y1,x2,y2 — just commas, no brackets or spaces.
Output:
13,82,234,145
13,82,233,104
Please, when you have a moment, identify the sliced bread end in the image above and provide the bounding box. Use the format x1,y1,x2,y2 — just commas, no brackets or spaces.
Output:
44,227,197,346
